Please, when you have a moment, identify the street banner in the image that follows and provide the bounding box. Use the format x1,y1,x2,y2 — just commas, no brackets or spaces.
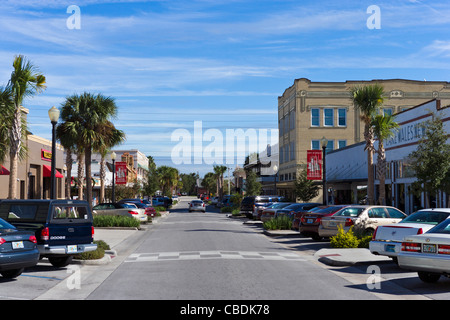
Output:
307,150,322,180
115,161,128,185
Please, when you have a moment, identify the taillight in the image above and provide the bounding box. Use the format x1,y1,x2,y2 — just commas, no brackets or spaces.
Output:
438,245,450,255
301,217,306,223
401,242,421,252
29,235,37,244
0,238,5,245
41,227,49,241
417,228,423,235
344,218,354,227
91,226,95,238
128,210,138,215
372,227,378,240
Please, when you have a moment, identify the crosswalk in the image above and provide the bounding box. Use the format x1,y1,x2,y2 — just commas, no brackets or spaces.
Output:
125,250,306,263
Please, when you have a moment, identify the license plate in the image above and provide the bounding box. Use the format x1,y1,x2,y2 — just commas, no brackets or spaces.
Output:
12,241,24,249
329,221,337,227
423,244,436,253
307,219,314,224
385,244,396,253
67,245,78,253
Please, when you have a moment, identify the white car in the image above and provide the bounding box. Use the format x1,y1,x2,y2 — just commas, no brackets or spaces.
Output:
319,205,406,238
398,217,450,283
370,209,450,261
189,200,206,213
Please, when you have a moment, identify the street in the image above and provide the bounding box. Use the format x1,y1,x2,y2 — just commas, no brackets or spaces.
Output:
2,196,450,304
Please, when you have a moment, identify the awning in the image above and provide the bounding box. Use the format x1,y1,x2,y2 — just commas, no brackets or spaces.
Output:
0,166,9,175
43,165,64,178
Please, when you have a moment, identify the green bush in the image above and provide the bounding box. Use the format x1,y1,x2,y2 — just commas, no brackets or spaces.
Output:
231,208,241,216
263,216,292,230
73,240,110,260
330,226,360,248
93,215,141,228
220,206,233,213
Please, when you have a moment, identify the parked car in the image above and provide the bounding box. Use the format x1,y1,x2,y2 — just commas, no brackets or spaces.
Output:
189,200,206,213
152,196,172,208
240,195,286,219
276,203,321,229
299,205,350,239
217,195,231,208
93,202,148,222
0,217,39,278
260,202,294,223
318,205,407,238
370,208,450,262
398,217,450,283
0,200,97,268
211,197,219,205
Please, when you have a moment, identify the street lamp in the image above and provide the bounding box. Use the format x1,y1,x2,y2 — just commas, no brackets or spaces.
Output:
273,164,278,196
48,106,60,199
320,136,328,205
111,151,116,203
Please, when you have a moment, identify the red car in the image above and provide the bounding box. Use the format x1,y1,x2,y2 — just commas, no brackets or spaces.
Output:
300,205,349,240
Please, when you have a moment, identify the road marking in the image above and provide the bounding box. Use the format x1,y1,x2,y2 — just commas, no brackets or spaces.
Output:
125,250,307,262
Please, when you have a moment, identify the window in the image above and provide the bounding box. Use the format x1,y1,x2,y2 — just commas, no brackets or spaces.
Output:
326,140,334,154
8,205,38,220
383,108,393,116
290,142,295,161
279,146,284,163
324,109,334,127
284,144,289,163
290,110,296,131
386,208,406,219
338,108,346,126
311,108,319,127
368,208,387,218
338,140,347,149
279,119,283,136
52,206,88,220
311,140,320,150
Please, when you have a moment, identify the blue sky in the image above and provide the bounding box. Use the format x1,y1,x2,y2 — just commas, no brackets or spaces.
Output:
0,0,449,176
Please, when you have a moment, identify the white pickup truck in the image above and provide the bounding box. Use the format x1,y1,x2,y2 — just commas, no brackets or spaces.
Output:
370,208,450,263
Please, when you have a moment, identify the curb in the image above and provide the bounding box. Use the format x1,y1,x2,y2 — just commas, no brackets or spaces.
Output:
73,249,118,265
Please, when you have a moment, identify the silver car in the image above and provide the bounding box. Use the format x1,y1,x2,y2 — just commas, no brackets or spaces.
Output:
189,200,206,213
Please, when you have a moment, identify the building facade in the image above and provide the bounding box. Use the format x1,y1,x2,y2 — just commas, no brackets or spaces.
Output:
278,78,450,201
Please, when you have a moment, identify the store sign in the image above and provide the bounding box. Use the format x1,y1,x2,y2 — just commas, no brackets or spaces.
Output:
115,161,127,185
385,118,427,149
307,150,322,180
41,149,52,162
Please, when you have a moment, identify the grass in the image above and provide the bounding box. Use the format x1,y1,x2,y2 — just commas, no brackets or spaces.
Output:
263,216,292,230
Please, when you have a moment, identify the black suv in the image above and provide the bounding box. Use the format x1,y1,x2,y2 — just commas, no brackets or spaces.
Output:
240,195,286,219
0,200,97,268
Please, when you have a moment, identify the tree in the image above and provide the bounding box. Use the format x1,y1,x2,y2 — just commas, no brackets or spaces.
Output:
7,55,46,198
245,170,261,196
201,172,216,196
294,169,319,202
371,114,399,205
180,172,198,195
213,165,227,199
157,166,179,196
350,84,384,205
142,156,159,197
58,92,122,205
408,112,450,208
0,86,14,164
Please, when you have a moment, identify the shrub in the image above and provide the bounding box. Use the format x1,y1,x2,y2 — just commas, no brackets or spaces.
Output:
93,215,141,228
263,216,292,230
73,240,110,260
330,226,360,248
231,208,241,216
220,206,233,213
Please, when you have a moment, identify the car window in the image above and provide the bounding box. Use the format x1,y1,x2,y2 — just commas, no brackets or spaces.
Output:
334,207,364,217
386,208,406,219
401,210,450,225
52,206,89,220
8,205,38,219
368,208,387,218
428,219,450,234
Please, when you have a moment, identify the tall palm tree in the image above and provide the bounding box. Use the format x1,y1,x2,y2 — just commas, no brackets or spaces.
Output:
213,165,227,199
371,114,399,205
350,84,384,205
0,86,14,164
7,55,46,198
58,92,123,206
157,166,179,196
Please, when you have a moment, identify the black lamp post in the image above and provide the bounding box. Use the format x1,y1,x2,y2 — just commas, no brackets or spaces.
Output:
111,151,116,203
321,136,328,205
48,106,60,199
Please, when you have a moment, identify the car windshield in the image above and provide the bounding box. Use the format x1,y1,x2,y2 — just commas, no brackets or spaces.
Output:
333,207,365,217
427,218,450,234
0,218,16,230
121,203,136,208
192,200,202,204
400,210,450,225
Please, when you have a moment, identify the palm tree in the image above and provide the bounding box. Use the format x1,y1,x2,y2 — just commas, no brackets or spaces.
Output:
371,114,399,205
7,55,46,198
213,165,227,199
0,86,14,164
350,84,384,205
58,92,123,206
157,166,179,196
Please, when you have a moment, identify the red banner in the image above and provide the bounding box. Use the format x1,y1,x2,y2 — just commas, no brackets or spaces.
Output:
115,161,128,185
307,150,322,180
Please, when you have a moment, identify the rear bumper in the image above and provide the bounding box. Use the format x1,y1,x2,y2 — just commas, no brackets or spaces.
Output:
369,240,401,257
38,243,97,256
398,252,450,274
0,249,40,271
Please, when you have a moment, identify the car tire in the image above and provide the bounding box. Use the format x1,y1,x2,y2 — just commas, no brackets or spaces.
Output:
418,271,441,283
1,268,24,279
49,256,73,268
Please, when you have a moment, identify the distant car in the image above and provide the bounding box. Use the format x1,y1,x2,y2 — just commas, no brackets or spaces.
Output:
260,203,294,223
211,197,219,205
299,205,349,239
398,217,450,283
240,195,286,219
189,200,206,213
319,205,407,238
370,208,450,262
0,217,39,278
93,202,148,222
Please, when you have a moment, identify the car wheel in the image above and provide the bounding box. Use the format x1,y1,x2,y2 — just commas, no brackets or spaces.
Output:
1,268,24,279
312,234,323,241
418,271,441,283
49,256,73,268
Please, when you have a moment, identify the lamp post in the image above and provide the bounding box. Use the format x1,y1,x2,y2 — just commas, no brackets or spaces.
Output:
48,106,60,199
320,136,328,205
273,164,278,196
111,151,116,203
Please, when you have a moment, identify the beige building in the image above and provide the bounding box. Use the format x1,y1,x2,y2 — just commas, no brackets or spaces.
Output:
277,78,450,201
